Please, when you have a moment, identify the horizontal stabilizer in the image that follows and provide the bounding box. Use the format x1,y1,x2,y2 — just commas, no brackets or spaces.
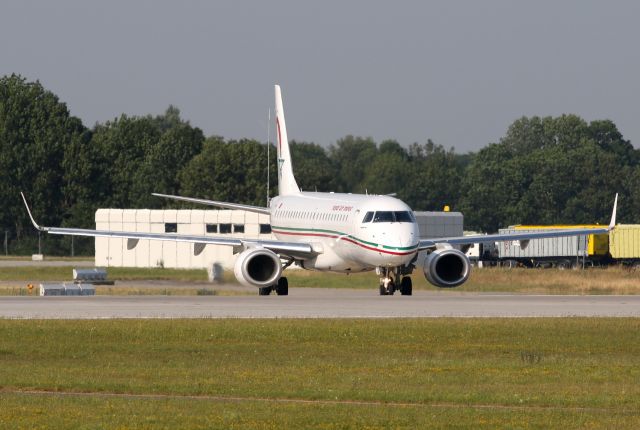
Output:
152,193,270,215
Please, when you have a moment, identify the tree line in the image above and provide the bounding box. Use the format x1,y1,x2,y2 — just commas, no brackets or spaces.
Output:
1,74,637,255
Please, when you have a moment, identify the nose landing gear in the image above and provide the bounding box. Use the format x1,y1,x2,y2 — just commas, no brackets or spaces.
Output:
377,267,412,296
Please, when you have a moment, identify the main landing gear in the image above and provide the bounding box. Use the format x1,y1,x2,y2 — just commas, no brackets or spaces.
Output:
377,267,412,296
258,277,289,296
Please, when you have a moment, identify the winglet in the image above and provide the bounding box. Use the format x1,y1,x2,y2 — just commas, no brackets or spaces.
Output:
608,193,618,231
274,85,301,196
20,192,46,231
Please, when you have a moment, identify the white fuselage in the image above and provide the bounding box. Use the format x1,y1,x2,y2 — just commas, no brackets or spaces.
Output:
269,192,419,272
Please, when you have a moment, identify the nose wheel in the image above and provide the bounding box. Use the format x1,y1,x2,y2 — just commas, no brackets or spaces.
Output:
379,280,395,295
378,267,412,296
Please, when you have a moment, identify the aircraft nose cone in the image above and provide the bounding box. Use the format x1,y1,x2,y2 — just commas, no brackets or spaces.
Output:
397,234,408,247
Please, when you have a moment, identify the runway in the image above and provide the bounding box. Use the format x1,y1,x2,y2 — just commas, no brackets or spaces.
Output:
1,289,640,318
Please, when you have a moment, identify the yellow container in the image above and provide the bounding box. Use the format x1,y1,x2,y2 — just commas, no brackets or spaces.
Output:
513,225,609,257
609,224,640,259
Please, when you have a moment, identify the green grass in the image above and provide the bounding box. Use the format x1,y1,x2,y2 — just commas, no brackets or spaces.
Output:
2,264,640,295
0,266,209,282
0,319,639,428
284,266,640,294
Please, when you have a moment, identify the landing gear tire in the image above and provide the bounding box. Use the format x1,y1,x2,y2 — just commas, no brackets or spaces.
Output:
400,277,412,296
379,284,387,296
275,277,289,296
258,286,272,296
379,282,395,296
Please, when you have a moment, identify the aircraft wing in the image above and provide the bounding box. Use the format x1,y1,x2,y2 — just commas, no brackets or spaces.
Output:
419,194,618,251
20,194,314,259
151,193,270,215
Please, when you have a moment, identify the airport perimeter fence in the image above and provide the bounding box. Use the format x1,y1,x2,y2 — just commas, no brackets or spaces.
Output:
1,229,94,257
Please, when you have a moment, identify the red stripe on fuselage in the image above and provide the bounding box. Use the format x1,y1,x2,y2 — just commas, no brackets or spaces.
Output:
271,229,417,257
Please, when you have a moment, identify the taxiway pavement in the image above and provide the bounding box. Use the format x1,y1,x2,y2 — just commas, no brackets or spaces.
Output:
1,289,639,319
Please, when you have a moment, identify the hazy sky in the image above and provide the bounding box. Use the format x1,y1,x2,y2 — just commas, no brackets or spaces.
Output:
2,1,639,152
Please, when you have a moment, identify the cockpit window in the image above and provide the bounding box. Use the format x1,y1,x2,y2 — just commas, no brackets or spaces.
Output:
373,211,394,222
362,211,374,223
394,211,415,222
372,211,415,223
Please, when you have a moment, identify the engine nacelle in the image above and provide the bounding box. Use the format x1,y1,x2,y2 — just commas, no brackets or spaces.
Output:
233,248,282,288
423,248,471,288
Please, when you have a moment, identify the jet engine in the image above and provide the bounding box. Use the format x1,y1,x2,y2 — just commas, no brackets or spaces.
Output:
423,248,471,288
233,248,282,288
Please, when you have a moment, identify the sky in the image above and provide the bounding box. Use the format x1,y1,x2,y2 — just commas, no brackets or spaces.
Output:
1,0,639,152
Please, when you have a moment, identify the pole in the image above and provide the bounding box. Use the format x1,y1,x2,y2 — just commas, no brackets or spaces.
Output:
266,108,271,207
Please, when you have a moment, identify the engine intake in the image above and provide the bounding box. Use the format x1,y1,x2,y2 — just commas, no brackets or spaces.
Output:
423,248,471,288
233,248,282,288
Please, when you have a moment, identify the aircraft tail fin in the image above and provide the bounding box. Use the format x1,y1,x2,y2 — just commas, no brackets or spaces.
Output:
274,85,300,196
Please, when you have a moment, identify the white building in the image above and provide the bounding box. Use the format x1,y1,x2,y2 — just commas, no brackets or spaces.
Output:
95,208,274,270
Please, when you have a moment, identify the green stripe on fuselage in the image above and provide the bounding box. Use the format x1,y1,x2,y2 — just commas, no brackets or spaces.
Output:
271,225,418,251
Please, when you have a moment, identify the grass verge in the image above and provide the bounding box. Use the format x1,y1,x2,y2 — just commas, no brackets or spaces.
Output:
0,266,209,282
0,318,638,428
1,265,640,295
284,266,640,294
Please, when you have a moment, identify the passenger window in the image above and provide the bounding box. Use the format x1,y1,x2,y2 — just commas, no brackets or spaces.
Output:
362,212,374,223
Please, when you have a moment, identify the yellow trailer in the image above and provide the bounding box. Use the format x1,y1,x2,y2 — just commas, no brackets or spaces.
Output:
609,224,640,260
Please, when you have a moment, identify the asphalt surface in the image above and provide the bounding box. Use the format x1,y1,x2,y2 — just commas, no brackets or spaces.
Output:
1,289,640,319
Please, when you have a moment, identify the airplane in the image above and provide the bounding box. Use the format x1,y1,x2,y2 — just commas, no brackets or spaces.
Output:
21,85,618,296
